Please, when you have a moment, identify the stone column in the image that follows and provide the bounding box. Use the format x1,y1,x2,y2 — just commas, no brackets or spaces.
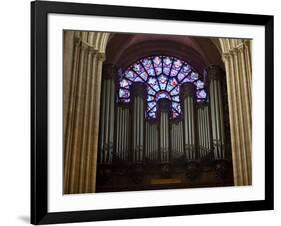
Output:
63,32,107,193
182,83,197,160
222,42,252,186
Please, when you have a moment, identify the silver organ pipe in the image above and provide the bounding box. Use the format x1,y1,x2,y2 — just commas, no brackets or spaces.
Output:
170,122,184,159
109,80,115,162
115,106,130,161
132,89,144,162
207,65,225,160
182,84,196,161
99,64,117,164
145,122,159,160
197,108,201,158
160,111,169,162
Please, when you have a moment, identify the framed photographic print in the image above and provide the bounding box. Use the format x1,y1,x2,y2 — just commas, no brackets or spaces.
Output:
31,0,274,224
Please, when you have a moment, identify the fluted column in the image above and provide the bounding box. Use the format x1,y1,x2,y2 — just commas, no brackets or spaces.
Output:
98,64,117,164
132,85,145,162
63,31,108,194
182,84,196,161
221,40,252,186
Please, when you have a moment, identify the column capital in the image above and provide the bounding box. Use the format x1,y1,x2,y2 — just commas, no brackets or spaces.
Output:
205,65,224,81
102,64,118,79
229,47,239,56
97,52,106,62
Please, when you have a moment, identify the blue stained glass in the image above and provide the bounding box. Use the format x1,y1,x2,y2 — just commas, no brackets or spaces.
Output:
148,109,156,118
197,89,207,99
195,80,204,89
119,88,130,98
163,57,172,66
153,56,162,75
147,68,155,76
170,69,179,77
182,75,194,83
163,57,172,75
119,55,207,119
172,102,181,113
166,83,174,92
170,86,180,95
191,71,199,80
147,77,158,88
141,58,155,76
177,72,186,81
173,59,182,69
147,87,156,95
156,91,170,101
141,58,152,68
132,63,144,74
167,78,178,91
134,76,143,82
119,79,131,89
172,96,180,102
124,70,137,80
147,95,155,102
139,71,148,81
147,101,156,111
182,64,191,74
158,74,167,90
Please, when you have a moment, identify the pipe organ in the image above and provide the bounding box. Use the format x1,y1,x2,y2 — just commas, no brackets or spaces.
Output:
98,64,229,165
207,65,225,160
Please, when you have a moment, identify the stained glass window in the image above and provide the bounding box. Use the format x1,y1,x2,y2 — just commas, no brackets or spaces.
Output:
118,56,208,119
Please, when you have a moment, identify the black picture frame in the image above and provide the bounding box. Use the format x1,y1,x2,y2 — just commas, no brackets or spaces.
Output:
31,0,274,224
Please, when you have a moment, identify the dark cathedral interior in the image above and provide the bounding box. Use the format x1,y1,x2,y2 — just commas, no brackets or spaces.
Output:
95,33,234,192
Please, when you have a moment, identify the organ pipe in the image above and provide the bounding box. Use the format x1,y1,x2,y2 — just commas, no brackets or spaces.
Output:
170,121,184,159
115,106,130,160
182,84,196,161
207,65,225,160
132,86,144,162
160,111,169,162
197,104,211,159
145,122,159,160
98,65,117,164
